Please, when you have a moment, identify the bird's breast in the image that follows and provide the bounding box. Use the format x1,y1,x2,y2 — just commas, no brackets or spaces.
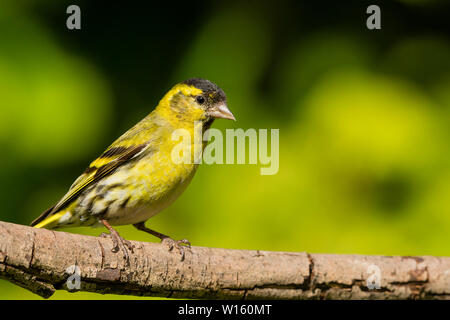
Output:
95,147,199,226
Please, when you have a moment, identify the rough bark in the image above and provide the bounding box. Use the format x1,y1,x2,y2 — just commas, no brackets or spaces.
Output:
0,221,449,299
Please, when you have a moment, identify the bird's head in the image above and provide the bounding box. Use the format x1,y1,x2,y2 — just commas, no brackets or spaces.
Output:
158,78,235,125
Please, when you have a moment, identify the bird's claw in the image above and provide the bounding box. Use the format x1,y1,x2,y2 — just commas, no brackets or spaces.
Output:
99,232,134,264
161,237,191,261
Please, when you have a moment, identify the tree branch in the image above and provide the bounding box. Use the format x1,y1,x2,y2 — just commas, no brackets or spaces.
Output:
0,221,449,299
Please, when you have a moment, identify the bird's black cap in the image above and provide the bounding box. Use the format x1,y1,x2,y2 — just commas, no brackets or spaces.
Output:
183,78,234,121
183,78,220,93
182,78,227,104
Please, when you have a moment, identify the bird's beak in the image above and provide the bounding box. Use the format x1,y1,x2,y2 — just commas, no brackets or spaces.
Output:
208,103,236,121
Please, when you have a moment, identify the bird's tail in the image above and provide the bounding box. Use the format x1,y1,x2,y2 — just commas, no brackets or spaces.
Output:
31,206,67,229
32,212,67,229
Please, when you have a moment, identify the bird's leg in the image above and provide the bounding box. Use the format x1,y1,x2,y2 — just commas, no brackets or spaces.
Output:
133,222,190,260
100,219,134,264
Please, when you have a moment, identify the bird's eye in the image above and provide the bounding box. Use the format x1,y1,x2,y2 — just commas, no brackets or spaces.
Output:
196,96,205,104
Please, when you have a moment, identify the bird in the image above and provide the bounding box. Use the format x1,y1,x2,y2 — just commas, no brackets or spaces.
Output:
30,78,235,262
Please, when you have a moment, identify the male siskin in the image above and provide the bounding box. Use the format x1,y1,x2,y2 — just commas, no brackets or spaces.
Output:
31,78,235,261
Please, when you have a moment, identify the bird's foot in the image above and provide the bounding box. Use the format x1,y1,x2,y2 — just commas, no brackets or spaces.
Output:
100,232,135,253
132,222,190,261
161,237,191,261
99,225,134,265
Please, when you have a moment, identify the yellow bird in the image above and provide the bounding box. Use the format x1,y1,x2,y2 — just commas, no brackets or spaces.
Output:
31,78,235,261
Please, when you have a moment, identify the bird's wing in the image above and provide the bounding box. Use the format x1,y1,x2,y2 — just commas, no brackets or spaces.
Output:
30,142,149,227
57,143,149,212
30,112,169,227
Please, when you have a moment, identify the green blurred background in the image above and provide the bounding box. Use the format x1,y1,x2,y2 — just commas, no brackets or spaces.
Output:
1,0,449,299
